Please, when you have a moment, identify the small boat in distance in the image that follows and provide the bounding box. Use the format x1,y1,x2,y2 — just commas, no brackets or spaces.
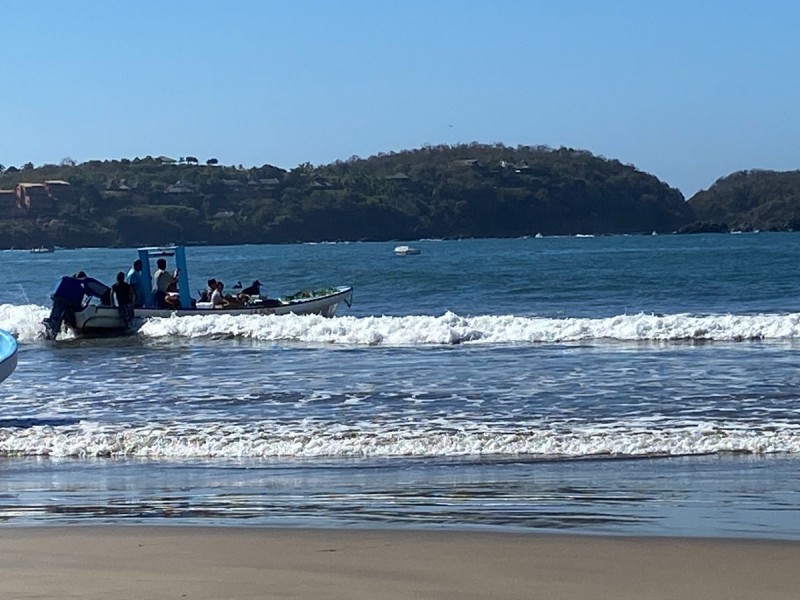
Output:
30,246,55,253
43,245,354,339
394,245,421,256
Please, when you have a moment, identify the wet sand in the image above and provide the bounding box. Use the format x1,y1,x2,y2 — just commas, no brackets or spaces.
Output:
1,527,798,599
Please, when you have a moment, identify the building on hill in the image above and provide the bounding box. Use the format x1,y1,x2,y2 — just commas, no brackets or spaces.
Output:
16,183,54,213
44,180,74,202
453,159,481,167
14,181,71,215
0,189,22,217
166,180,197,193
385,172,411,181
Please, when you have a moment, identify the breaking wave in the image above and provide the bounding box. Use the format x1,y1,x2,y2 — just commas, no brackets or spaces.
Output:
5,303,800,345
4,303,800,346
1,419,799,458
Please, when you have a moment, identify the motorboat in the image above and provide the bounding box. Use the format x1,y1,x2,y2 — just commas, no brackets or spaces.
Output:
43,246,354,339
70,285,354,337
30,246,55,253
0,329,17,383
394,245,420,256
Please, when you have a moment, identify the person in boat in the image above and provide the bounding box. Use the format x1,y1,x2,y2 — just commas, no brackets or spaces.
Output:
111,271,134,325
152,258,179,308
240,280,262,297
231,279,262,305
125,259,148,308
43,273,111,339
199,278,217,303
164,292,181,308
210,280,228,308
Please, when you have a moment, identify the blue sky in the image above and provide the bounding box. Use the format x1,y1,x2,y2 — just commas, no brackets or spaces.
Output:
2,0,799,197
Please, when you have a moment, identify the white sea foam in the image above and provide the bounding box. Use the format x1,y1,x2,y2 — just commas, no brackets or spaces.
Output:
1,419,799,458
132,310,800,345
0,304,53,342
4,304,800,345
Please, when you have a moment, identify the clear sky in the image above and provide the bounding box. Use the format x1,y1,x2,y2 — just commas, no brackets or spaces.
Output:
2,0,799,197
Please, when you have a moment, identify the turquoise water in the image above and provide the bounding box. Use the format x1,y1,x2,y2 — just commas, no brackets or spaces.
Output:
1,233,800,538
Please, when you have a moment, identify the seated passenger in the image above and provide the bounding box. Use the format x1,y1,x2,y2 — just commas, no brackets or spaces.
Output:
210,281,227,308
241,280,262,297
152,258,178,308
199,278,217,303
164,292,181,308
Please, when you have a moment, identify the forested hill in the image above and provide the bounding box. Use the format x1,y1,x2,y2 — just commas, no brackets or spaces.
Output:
0,144,692,248
688,169,800,232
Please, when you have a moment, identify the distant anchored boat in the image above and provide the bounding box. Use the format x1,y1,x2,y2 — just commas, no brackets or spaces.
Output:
394,245,421,256
30,246,55,253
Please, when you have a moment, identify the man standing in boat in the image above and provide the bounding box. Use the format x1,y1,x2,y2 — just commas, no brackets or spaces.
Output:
152,258,178,308
112,272,135,325
125,259,148,308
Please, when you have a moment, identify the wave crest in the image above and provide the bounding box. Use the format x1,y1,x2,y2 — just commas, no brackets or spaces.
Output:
1,420,798,458
3,304,800,345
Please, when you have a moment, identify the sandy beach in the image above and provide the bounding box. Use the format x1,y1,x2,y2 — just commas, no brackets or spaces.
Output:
0,527,798,599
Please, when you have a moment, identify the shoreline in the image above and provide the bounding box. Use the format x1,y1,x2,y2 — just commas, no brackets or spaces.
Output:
2,526,799,599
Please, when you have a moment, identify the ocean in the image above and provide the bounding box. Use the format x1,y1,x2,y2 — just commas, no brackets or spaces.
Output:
1,233,799,538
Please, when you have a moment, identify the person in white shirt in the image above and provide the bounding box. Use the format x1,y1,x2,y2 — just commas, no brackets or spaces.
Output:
210,281,227,308
152,258,178,308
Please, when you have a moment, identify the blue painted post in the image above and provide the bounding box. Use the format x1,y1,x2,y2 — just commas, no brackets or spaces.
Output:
174,246,192,308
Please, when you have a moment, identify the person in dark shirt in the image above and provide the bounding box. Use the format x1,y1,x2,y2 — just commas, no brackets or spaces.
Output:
199,278,217,303
111,271,134,325
43,273,111,339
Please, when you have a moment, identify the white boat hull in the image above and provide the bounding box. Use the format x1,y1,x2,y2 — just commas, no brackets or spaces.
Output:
71,286,354,336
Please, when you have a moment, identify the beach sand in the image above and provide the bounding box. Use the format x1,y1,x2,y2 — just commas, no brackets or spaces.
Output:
0,527,798,599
